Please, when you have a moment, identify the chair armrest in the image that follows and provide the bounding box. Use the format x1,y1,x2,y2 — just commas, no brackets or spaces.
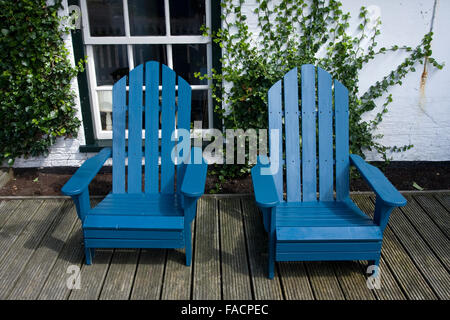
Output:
181,147,208,198
61,148,111,196
251,156,280,208
350,154,406,207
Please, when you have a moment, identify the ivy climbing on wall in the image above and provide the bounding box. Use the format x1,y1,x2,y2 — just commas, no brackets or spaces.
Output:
0,0,83,165
198,0,443,191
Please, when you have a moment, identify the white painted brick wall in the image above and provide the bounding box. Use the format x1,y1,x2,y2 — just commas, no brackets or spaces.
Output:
344,0,450,161
13,0,450,168
223,0,450,162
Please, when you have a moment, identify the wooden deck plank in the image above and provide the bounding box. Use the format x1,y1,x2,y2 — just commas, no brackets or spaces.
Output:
378,198,450,299
241,197,284,300
305,261,345,300
350,197,405,300
192,197,221,300
414,194,450,238
130,249,166,300
160,224,194,300
8,200,78,299
0,200,43,263
333,261,376,300
0,194,448,300
219,198,252,300
353,194,437,300
278,262,314,300
434,193,450,212
68,249,113,300
38,220,84,300
358,259,406,300
377,230,436,300
0,200,22,229
38,199,101,300
402,195,450,269
0,199,63,299
99,249,139,300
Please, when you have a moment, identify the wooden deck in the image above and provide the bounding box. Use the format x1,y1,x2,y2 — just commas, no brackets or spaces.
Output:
0,192,449,300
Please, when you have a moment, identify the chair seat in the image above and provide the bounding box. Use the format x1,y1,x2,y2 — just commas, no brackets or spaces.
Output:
90,193,183,217
275,200,382,242
83,193,185,248
274,201,383,261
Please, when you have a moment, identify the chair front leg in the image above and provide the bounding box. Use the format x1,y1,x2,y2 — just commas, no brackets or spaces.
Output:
368,257,380,269
373,195,395,233
84,246,93,265
71,189,91,222
183,196,198,266
267,207,276,279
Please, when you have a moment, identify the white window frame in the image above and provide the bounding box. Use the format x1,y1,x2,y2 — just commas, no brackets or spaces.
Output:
80,0,213,140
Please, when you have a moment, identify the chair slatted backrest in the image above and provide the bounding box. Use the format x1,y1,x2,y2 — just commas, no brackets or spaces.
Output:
112,61,192,194
268,64,349,202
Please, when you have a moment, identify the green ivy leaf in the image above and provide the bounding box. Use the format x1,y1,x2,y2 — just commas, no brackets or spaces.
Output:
201,0,442,191
0,0,82,166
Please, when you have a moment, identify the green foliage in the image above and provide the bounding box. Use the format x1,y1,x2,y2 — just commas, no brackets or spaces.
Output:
200,0,443,191
0,0,83,166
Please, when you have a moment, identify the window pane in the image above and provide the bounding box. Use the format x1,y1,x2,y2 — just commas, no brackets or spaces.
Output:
93,45,129,86
192,90,208,128
133,45,167,81
169,0,205,35
133,45,167,67
87,0,125,36
98,90,113,130
172,44,207,85
99,90,208,130
128,0,166,36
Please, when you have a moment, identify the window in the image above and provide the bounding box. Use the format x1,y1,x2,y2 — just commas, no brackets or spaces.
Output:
80,0,213,140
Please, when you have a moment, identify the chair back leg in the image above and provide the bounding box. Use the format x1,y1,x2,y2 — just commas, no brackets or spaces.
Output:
268,207,276,279
268,231,275,279
185,223,192,266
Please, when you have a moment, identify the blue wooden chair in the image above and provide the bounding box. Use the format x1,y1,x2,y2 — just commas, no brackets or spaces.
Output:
251,65,407,279
62,61,207,266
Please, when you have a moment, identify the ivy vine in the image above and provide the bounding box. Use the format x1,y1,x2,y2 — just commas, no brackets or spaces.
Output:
0,0,83,166
198,0,443,191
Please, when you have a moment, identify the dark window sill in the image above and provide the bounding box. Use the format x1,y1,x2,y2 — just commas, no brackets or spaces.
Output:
79,140,112,153
79,138,205,153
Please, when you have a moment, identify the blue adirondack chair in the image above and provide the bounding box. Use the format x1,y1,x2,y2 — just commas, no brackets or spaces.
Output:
251,65,407,279
62,61,207,266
